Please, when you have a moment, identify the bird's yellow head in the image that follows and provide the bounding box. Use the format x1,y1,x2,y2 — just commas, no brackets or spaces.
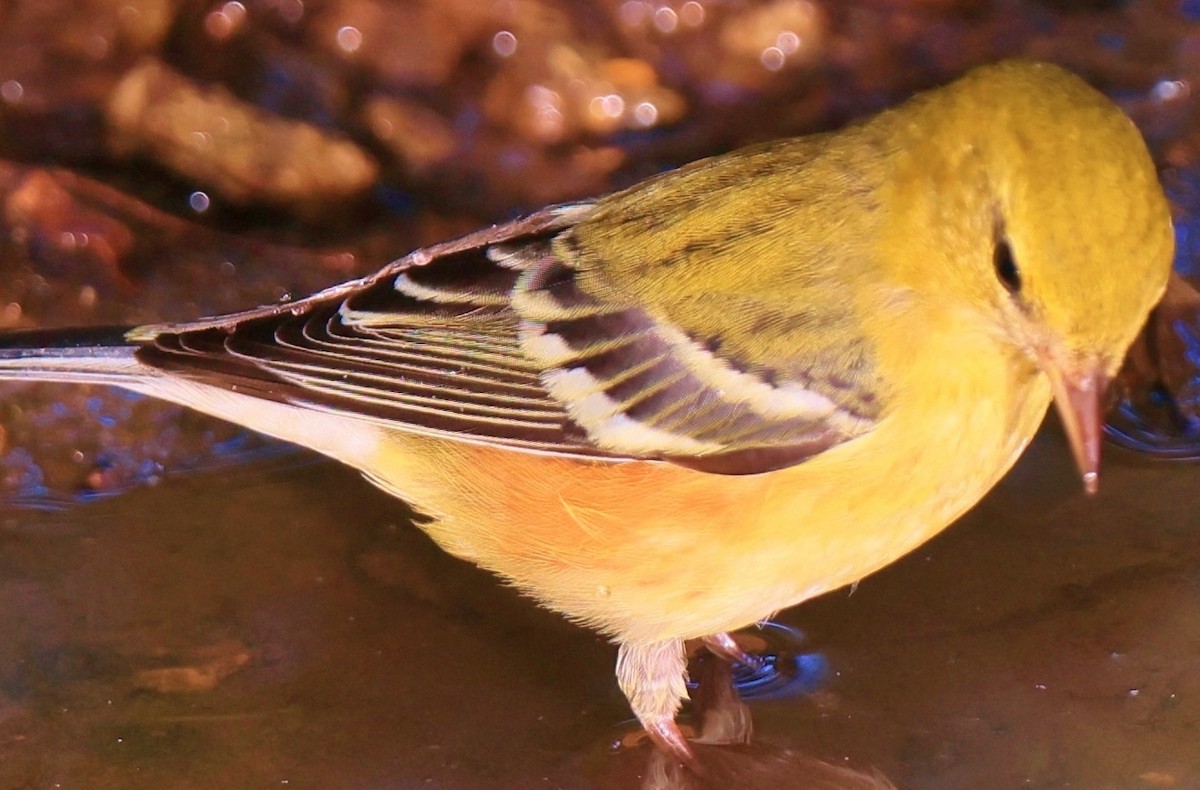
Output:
879,60,1175,491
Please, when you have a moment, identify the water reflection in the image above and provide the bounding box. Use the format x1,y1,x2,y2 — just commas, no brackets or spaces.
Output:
1108,272,1200,459
0,425,1198,786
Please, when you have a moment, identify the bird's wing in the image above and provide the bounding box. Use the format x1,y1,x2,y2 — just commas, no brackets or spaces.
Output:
133,203,611,459
134,177,884,474
511,141,885,473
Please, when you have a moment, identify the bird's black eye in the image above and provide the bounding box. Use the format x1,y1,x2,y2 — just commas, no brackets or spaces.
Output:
993,239,1021,294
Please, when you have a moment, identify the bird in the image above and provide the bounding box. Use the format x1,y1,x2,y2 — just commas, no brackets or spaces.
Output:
0,60,1174,764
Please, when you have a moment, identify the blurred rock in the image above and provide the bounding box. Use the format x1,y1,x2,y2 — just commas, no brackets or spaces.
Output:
306,0,491,88
132,639,251,693
479,1,686,144
2,168,135,292
716,0,827,87
105,58,378,217
485,46,686,142
0,0,174,67
363,95,457,177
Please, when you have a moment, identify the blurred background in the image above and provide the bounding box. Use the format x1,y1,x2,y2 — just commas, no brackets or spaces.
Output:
1,1,1200,787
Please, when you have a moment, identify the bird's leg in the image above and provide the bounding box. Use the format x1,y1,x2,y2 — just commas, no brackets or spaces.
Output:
616,638,695,766
701,631,761,669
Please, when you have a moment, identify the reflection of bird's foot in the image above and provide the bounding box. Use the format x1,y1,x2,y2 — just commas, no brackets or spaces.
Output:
691,637,754,747
644,715,699,770
702,631,762,669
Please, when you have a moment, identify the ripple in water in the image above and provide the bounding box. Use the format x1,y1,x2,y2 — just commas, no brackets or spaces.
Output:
687,621,827,700
1107,386,1200,460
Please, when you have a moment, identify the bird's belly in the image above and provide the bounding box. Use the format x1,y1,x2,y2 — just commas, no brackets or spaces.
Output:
363,376,1052,643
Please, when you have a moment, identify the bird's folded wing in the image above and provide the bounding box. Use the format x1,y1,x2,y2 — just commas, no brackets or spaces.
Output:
133,198,882,474
134,203,609,458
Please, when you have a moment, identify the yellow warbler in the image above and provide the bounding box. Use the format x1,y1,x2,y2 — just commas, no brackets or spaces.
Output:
0,60,1174,762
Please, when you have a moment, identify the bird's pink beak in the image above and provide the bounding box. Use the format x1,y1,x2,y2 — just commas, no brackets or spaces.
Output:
1041,354,1108,495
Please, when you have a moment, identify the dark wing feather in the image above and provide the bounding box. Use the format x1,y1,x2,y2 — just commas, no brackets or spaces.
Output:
133,203,611,457
510,253,870,473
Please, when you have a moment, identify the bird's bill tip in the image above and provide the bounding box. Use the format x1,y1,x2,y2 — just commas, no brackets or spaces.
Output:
1044,358,1107,496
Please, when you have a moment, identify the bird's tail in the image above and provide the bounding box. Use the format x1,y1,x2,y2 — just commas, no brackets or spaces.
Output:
0,326,149,386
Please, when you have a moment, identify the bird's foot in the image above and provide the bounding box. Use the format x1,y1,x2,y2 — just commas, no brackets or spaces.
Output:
617,639,698,767
701,631,762,669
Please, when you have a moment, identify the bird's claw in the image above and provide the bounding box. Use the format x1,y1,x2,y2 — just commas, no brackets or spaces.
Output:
645,717,699,770
702,632,762,669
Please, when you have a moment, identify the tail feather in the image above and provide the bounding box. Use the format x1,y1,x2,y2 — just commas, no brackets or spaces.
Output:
0,325,149,385
0,325,137,351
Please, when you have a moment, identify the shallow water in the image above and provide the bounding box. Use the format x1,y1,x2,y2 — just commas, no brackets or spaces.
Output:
0,422,1195,788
